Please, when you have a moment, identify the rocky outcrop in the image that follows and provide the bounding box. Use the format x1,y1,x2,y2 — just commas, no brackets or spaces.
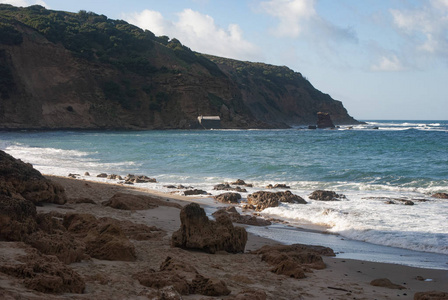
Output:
266,183,290,189
247,191,307,211
251,244,335,279
183,189,209,196
171,203,247,253
309,190,344,201
214,192,242,204
0,250,85,294
370,278,406,290
102,192,182,210
432,193,448,199
134,256,231,296
316,112,335,128
0,150,67,205
212,207,272,226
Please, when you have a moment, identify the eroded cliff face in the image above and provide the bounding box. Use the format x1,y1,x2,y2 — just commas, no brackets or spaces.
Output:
0,6,359,130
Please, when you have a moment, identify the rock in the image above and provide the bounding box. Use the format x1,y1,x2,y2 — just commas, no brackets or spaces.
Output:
124,174,157,183
0,150,67,205
63,213,137,261
214,183,247,193
84,172,90,176
309,190,344,201
96,173,108,178
212,207,271,226
171,203,247,254
432,193,448,199
251,244,335,279
107,174,122,180
102,192,182,210
214,192,241,204
308,125,317,129
0,250,85,294
231,179,247,185
190,274,231,296
0,194,38,241
247,191,306,211
266,184,290,189
183,189,209,196
370,278,406,289
317,112,335,128
414,291,448,300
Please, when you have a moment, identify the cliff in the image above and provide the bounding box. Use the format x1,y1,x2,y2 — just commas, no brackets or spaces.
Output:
0,4,359,130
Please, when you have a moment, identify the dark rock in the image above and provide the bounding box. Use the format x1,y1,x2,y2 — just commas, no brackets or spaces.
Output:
96,173,108,178
414,291,448,300
102,192,182,210
0,194,38,241
171,203,247,254
0,150,67,205
84,172,90,176
370,278,406,289
190,274,231,296
317,112,335,129
212,207,271,226
107,174,122,180
124,174,157,183
183,189,209,196
231,179,247,185
214,192,241,204
214,183,247,193
309,190,344,201
247,191,307,211
432,193,448,199
308,125,317,129
0,250,85,294
251,244,335,279
266,183,291,189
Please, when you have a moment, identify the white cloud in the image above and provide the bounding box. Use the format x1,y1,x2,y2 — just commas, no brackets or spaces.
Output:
390,1,448,59
258,0,357,44
371,55,406,72
0,0,47,7
123,8,261,61
260,0,316,38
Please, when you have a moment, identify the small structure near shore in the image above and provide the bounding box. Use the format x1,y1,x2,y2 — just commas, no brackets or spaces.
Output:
198,115,221,129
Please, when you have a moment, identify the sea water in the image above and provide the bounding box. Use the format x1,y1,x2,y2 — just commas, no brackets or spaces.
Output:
1,120,447,269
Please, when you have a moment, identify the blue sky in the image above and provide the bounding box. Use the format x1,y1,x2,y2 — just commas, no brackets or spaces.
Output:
2,0,448,120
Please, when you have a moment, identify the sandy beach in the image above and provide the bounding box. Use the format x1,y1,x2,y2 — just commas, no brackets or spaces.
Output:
1,175,447,300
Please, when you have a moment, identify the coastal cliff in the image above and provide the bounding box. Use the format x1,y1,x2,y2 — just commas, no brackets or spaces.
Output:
0,4,359,130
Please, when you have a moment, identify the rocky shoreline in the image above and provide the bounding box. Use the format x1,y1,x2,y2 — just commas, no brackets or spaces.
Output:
1,150,448,299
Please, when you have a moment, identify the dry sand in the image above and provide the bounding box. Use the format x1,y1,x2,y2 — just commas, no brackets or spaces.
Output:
1,175,447,300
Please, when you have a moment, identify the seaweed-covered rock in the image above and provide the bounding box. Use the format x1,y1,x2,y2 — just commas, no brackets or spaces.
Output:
171,203,247,253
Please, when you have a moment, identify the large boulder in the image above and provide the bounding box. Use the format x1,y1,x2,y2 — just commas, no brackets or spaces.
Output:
0,150,67,205
316,112,335,129
247,191,307,211
171,203,247,254
251,244,335,279
0,194,38,241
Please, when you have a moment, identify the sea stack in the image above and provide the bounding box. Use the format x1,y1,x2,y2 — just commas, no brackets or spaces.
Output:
317,112,335,129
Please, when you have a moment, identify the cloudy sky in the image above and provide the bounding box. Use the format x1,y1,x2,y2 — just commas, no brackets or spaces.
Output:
2,0,448,120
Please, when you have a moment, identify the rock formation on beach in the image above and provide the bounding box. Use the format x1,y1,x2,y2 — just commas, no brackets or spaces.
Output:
0,5,359,130
171,203,248,253
316,112,336,128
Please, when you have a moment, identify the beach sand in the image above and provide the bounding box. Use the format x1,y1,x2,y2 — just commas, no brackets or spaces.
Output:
1,175,447,299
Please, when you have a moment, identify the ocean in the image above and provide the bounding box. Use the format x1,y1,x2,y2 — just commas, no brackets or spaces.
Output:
1,120,447,269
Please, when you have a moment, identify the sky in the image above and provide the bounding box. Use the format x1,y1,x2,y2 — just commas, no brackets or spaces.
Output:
1,0,448,120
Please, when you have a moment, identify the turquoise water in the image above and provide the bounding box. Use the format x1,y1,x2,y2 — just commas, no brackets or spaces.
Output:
1,120,448,266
